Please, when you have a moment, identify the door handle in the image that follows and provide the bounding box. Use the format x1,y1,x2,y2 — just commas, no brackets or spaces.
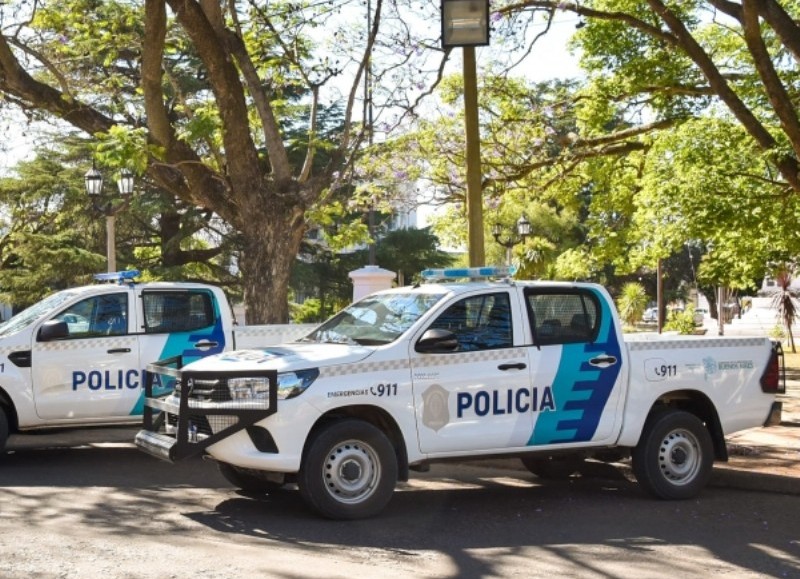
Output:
194,340,219,350
498,362,527,371
589,355,618,368
107,348,131,354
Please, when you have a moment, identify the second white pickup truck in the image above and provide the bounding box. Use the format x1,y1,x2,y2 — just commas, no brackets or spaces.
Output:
0,271,311,451
136,267,785,519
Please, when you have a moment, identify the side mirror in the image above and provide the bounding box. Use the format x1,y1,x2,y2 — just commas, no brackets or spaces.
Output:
415,328,459,353
38,320,69,341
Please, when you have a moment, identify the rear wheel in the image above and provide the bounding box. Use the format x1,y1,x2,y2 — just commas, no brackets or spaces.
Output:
632,408,713,500
298,419,397,520
217,462,286,493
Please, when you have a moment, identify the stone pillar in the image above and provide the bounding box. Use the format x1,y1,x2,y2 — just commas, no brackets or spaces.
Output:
349,265,396,302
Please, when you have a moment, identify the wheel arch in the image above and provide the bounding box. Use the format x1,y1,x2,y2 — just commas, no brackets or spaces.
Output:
0,386,18,431
305,405,409,481
644,389,727,461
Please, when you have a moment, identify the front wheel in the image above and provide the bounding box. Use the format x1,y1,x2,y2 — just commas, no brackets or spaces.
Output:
298,419,398,520
632,408,713,500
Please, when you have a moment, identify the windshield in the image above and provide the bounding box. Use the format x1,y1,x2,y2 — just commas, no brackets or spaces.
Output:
301,291,445,345
0,290,78,337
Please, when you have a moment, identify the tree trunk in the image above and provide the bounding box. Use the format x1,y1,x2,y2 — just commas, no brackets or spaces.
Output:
238,201,306,324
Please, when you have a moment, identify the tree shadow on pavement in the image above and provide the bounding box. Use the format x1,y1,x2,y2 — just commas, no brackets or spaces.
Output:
184,466,800,579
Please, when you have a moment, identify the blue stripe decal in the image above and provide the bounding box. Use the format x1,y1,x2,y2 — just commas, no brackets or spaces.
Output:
129,316,226,415
529,289,622,445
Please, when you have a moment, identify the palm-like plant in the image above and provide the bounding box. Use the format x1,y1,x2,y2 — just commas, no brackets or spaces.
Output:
616,282,649,329
770,267,799,352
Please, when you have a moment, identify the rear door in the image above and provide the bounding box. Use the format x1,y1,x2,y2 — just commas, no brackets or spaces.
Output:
523,286,626,446
133,288,227,413
140,288,225,353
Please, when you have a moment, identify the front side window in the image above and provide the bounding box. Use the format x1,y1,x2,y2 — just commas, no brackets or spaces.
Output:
143,291,215,334
526,289,599,346
52,293,128,339
427,292,513,352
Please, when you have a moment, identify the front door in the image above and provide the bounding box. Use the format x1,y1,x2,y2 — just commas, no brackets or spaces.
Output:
32,291,141,421
411,291,533,454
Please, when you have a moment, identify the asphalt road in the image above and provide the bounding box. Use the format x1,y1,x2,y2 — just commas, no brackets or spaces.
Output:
1,441,799,579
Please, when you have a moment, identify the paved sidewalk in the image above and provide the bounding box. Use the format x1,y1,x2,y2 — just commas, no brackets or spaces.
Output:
711,373,800,495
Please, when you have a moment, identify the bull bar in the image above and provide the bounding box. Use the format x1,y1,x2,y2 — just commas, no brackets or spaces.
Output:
134,355,278,462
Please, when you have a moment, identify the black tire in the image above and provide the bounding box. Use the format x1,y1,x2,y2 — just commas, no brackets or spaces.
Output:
520,455,584,479
217,462,286,493
632,408,714,500
298,419,398,520
0,407,8,452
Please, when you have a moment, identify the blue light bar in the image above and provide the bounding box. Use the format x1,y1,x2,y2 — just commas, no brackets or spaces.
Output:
420,266,517,281
93,270,141,283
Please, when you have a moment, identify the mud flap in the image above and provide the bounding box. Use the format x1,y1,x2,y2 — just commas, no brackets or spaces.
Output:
135,355,277,462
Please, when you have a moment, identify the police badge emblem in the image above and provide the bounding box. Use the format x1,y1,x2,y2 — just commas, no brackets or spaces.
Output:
422,383,449,432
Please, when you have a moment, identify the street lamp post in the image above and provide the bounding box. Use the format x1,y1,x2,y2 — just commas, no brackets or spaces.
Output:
441,0,489,267
84,164,135,273
492,215,531,265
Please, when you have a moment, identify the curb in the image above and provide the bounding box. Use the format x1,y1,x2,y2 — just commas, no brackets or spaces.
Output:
466,456,800,497
710,466,800,496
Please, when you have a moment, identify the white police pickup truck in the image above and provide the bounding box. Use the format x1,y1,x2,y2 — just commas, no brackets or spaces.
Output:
0,271,310,452
135,267,785,519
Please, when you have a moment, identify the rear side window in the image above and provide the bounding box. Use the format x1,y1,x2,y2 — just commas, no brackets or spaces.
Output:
142,291,215,334
525,289,599,346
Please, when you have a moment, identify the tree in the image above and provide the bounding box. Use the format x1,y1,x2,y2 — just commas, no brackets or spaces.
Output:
374,227,454,285
0,0,443,323
473,1,800,293
0,141,241,308
499,1,800,194
289,226,453,322
616,281,648,328
769,266,799,352
377,75,591,276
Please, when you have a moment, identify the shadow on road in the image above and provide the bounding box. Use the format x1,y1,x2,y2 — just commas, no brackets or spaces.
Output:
184,467,799,579
2,448,798,578
0,445,227,488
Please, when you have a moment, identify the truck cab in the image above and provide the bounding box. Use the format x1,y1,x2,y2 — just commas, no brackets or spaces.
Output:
0,271,233,450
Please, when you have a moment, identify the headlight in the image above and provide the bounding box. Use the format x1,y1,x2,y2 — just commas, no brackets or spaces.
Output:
227,377,271,401
277,368,319,400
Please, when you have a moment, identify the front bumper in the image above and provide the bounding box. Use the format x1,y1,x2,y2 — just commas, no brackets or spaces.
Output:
135,356,278,462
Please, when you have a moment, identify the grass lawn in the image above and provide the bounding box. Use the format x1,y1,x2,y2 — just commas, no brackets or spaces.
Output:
784,350,800,371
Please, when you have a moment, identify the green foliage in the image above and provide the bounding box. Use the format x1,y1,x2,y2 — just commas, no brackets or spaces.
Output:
291,298,323,324
0,142,242,307
663,305,698,336
615,282,648,328
0,231,103,307
95,126,154,174
375,228,454,285
388,75,588,279
288,227,454,323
